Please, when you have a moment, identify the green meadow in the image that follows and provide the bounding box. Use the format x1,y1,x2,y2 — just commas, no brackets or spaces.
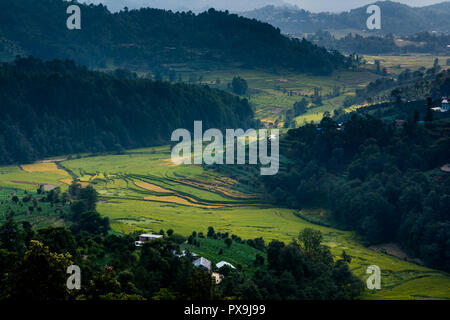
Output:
0,145,449,300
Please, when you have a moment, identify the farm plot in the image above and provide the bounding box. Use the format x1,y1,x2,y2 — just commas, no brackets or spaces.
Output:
0,164,71,191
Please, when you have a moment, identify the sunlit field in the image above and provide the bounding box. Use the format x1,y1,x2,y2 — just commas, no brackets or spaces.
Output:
188,69,381,126
1,145,449,300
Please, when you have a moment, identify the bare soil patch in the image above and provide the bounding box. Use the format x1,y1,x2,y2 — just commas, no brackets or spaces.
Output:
11,180,57,191
369,242,424,265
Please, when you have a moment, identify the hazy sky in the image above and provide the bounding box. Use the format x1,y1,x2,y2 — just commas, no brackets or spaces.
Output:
83,0,449,13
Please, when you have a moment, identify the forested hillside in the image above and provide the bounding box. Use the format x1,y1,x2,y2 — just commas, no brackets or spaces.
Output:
0,0,347,74
262,110,450,272
0,57,255,164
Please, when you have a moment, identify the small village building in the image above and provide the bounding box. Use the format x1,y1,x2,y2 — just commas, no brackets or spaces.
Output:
211,272,224,284
216,261,236,269
193,257,211,272
172,250,198,258
433,99,450,112
441,99,450,111
135,233,163,247
139,234,163,242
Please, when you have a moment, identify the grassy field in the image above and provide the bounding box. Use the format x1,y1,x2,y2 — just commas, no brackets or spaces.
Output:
0,163,71,191
1,145,449,300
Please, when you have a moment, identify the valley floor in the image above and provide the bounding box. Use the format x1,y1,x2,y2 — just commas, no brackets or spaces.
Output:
1,145,449,300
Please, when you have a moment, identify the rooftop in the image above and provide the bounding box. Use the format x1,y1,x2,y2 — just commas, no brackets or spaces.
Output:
140,234,163,238
193,257,211,271
216,261,236,269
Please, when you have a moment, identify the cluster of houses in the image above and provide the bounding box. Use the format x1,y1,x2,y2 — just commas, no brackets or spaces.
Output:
431,98,450,113
136,233,235,284
134,233,164,247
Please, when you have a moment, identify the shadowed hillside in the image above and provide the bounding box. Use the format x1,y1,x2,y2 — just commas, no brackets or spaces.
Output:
0,57,255,164
0,0,348,74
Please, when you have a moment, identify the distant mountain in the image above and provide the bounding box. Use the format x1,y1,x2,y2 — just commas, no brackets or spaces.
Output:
0,0,347,74
242,1,450,35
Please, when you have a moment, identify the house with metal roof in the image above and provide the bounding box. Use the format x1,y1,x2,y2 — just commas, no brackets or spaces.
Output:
135,233,163,248
216,261,236,269
193,257,211,272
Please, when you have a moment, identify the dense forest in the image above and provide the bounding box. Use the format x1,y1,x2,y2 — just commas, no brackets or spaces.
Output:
0,0,347,74
0,183,363,300
243,1,450,35
0,57,255,164
262,109,450,272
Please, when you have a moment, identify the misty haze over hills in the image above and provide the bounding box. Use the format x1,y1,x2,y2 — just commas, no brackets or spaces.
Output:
242,1,450,35
286,0,445,12
83,0,447,13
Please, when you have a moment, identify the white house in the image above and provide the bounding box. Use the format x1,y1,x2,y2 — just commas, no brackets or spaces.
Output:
216,261,236,269
135,233,163,247
172,250,199,258
193,257,211,272
442,99,450,112
433,99,450,112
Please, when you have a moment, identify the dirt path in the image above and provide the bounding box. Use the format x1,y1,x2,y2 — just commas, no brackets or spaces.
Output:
369,242,424,265
10,180,57,191
37,158,68,163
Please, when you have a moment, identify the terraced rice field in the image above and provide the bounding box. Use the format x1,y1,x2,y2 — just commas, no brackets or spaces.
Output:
195,69,381,126
0,145,449,299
